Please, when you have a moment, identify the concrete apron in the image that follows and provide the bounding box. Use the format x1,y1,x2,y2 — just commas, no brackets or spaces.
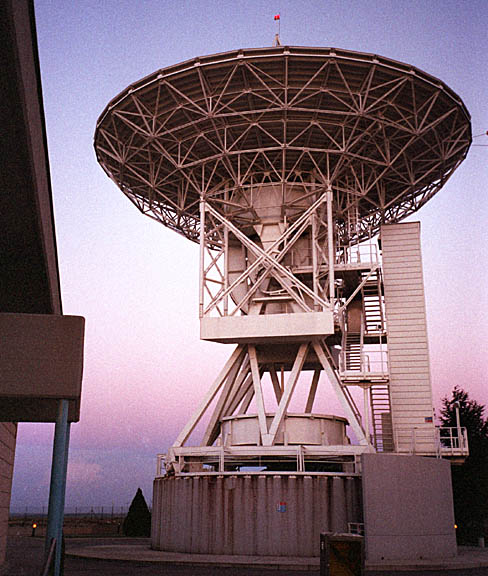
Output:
66,543,488,572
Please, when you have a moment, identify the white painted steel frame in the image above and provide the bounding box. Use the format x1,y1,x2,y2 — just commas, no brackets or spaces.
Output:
200,198,332,317
94,46,471,472
165,336,370,474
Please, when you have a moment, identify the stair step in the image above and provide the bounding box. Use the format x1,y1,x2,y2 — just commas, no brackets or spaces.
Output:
370,382,393,453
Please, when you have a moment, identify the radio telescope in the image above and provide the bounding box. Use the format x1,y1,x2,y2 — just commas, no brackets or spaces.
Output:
95,46,471,559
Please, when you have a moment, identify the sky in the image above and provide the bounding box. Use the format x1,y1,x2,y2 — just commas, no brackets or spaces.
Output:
10,0,488,511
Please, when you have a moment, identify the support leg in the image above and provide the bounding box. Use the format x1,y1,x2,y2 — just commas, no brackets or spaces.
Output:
305,369,321,413
45,399,71,576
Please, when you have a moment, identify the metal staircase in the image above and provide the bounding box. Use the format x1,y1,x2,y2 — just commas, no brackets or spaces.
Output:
370,384,394,452
361,271,384,334
339,271,391,451
345,332,362,371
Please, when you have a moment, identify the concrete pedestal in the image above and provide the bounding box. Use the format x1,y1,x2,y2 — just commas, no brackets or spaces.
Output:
152,474,362,557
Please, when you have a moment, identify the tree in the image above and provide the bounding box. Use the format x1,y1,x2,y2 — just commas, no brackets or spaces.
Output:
440,386,488,458
440,386,488,544
122,488,151,537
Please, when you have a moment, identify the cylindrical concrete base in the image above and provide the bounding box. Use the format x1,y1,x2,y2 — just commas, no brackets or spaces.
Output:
152,474,362,557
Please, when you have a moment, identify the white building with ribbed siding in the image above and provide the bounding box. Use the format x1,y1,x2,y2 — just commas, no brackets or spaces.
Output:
382,223,436,454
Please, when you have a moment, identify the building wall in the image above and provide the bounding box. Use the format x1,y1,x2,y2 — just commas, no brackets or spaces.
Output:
0,0,66,568
381,222,436,453
362,453,456,562
0,424,17,563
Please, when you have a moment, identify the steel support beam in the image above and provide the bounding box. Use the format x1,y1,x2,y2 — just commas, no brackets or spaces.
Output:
45,399,71,576
327,184,335,306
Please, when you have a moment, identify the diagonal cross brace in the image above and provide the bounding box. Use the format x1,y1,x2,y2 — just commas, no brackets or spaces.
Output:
312,340,369,446
225,220,313,316
173,345,244,448
248,345,268,440
263,343,309,446
205,207,314,313
204,199,330,313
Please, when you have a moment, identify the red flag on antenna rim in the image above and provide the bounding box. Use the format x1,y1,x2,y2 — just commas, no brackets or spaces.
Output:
274,14,280,20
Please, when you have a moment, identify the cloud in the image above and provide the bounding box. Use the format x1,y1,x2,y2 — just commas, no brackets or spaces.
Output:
67,458,103,484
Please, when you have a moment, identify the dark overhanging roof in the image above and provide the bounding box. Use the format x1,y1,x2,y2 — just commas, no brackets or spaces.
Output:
0,0,62,315
0,1,83,423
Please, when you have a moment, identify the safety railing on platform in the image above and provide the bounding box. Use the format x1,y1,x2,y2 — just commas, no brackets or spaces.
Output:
338,351,389,378
348,522,365,536
393,426,469,458
160,447,369,476
436,426,469,457
342,239,379,265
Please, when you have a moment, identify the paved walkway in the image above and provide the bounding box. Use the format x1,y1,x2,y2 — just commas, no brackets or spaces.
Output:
68,540,319,570
5,537,313,576
68,538,488,572
6,535,488,575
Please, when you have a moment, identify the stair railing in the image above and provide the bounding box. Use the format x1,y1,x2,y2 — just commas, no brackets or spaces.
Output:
339,310,347,374
359,318,365,372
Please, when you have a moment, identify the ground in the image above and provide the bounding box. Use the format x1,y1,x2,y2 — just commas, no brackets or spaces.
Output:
5,532,488,576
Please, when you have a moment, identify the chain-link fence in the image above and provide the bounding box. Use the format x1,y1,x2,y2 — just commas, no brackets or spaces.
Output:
9,505,137,522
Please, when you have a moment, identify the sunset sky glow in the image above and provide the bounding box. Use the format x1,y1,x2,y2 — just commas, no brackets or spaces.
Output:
11,0,488,510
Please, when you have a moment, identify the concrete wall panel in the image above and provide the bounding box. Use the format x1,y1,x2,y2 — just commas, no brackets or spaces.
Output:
362,454,456,562
0,314,84,399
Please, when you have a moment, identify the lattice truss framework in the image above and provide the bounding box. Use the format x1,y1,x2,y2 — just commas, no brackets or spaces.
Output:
95,46,471,248
199,192,333,318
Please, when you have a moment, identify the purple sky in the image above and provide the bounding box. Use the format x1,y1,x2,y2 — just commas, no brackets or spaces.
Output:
11,0,488,510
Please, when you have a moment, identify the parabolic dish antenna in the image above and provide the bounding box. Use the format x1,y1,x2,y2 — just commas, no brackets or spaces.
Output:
95,46,471,244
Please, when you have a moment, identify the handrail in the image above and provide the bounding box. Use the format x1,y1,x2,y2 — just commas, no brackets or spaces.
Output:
40,538,56,576
341,239,378,265
436,426,469,456
361,354,371,372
